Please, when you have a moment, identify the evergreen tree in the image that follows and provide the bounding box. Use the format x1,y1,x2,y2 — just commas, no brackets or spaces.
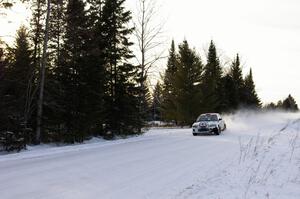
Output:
136,76,151,130
220,73,235,112
30,0,46,72
277,100,283,108
267,95,298,111
282,94,298,111
87,0,104,24
0,43,5,81
28,0,47,140
264,102,276,110
161,40,178,122
151,82,163,121
227,54,245,109
42,0,67,142
0,26,33,134
84,0,108,136
48,0,66,69
53,0,105,141
24,0,45,131
101,0,141,136
0,43,8,130
201,40,223,112
173,40,203,125
51,0,91,142
243,68,261,108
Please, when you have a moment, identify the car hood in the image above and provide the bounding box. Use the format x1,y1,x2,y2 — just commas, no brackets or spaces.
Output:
193,121,218,127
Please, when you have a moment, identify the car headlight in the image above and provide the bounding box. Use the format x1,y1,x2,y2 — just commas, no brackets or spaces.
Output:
192,124,198,128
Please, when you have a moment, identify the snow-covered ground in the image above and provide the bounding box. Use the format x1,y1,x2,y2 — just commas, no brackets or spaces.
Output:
0,111,300,199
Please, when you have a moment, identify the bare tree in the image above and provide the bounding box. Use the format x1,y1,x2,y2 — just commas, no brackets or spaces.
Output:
133,0,166,80
36,0,50,143
133,0,166,123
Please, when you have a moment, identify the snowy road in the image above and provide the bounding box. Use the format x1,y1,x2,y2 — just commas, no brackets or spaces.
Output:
1,111,300,199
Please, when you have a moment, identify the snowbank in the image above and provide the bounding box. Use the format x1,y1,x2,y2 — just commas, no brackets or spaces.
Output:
175,111,300,199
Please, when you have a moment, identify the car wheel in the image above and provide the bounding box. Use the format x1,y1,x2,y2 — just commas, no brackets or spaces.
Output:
193,133,197,136
214,127,220,135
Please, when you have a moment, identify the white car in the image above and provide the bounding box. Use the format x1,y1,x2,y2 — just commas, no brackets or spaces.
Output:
192,113,226,135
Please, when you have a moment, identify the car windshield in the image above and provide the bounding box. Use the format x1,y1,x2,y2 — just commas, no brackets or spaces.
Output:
197,114,218,122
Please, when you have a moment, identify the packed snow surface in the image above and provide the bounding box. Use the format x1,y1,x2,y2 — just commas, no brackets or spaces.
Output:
1,111,300,199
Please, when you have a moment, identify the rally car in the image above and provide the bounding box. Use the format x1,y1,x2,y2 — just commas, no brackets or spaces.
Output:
192,113,226,135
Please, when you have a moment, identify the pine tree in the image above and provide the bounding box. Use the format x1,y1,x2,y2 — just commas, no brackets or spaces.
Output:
220,73,235,112
84,0,107,136
30,0,46,73
277,100,283,108
87,0,103,23
0,43,5,81
101,0,141,136
282,94,298,111
243,68,261,108
35,0,52,143
264,102,276,110
51,0,105,141
0,42,8,130
48,0,66,69
29,0,47,143
228,54,245,109
0,34,31,149
0,26,33,134
173,40,203,125
41,0,66,141
51,0,91,142
161,40,178,122
202,40,223,112
151,82,163,121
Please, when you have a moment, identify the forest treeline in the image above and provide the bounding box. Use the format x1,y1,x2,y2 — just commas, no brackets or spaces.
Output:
0,0,298,150
264,95,299,111
152,40,261,125
1,0,144,146
151,41,299,125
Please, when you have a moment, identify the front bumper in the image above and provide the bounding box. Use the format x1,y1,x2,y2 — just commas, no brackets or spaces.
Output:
192,127,217,134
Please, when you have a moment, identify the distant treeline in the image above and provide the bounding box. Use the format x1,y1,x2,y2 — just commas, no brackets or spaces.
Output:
264,95,298,111
151,40,261,125
151,40,298,125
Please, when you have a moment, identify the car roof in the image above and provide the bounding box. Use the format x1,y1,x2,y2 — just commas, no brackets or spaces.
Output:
200,113,219,116
198,113,220,118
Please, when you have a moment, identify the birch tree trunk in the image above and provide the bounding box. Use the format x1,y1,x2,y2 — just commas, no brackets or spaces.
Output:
36,0,51,144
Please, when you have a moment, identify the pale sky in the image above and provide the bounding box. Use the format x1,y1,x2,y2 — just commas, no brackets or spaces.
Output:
127,0,300,105
0,2,30,44
1,0,300,105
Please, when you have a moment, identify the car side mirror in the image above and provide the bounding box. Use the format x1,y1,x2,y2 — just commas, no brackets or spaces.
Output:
219,118,222,121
